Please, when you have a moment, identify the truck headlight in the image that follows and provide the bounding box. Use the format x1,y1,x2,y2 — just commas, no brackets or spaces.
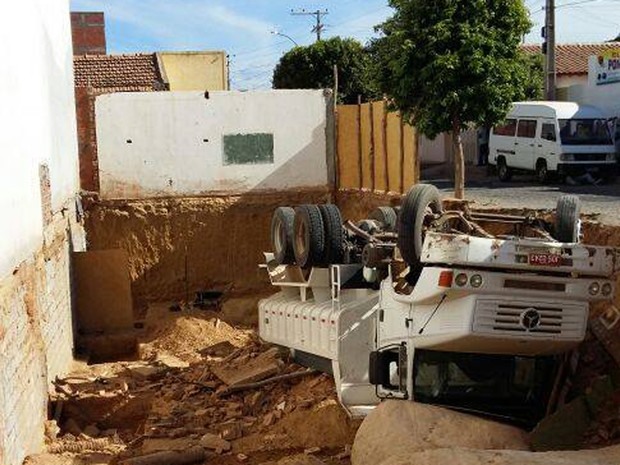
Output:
470,274,483,288
589,282,601,296
560,153,575,162
455,273,468,287
602,283,613,296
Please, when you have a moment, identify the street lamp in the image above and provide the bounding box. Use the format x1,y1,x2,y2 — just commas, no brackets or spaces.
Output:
271,30,299,47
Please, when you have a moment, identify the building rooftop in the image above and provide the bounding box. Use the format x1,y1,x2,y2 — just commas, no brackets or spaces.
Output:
73,53,167,91
522,43,620,76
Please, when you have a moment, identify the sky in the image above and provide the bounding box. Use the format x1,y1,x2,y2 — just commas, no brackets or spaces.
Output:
70,0,620,90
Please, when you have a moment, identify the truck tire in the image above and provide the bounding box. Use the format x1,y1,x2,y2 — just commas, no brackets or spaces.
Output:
398,184,443,269
555,195,581,243
369,206,398,231
318,204,344,264
497,158,512,182
293,205,326,268
270,207,296,265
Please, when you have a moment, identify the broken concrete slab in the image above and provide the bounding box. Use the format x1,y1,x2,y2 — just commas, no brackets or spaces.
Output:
211,347,284,386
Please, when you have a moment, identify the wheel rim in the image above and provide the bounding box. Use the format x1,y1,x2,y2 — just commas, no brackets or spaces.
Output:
499,164,507,178
273,217,284,255
538,165,547,182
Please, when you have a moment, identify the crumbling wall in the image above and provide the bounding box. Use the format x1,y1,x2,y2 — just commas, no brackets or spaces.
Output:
0,205,85,465
84,189,331,306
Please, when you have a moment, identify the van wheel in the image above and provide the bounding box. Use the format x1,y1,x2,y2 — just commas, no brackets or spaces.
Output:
497,158,512,182
398,184,443,270
555,195,581,243
536,160,549,183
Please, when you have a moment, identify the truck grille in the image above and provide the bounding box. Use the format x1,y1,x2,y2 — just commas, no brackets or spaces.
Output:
573,153,607,162
473,300,586,339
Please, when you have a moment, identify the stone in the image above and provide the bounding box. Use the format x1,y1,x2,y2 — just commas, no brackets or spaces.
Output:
200,433,231,453
351,401,530,465
221,422,243,440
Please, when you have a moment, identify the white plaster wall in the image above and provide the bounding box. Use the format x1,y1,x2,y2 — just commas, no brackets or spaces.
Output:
0,0,79,277
96,90,330,199
419,134,447,165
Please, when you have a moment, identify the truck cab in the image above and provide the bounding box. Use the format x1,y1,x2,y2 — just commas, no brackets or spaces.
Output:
259,186,619,427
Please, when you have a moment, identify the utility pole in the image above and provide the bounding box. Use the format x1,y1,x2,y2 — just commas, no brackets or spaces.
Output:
291,9,328,42
543,0,556,100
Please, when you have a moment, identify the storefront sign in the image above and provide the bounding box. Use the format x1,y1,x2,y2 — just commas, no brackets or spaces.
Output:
595,49,620,86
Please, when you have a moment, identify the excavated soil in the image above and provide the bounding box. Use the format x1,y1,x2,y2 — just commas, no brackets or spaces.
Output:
84,189,331,308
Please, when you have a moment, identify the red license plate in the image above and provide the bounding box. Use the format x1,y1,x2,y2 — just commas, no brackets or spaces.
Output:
529,253,561,267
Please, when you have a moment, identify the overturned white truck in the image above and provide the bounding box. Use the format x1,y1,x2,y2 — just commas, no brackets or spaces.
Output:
259,185,618,427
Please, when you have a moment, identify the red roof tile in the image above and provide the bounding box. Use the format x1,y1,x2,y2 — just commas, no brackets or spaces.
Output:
73,53,167,90
522,43,620,76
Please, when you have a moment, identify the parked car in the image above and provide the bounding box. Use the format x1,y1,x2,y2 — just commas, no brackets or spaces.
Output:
489,101,617,183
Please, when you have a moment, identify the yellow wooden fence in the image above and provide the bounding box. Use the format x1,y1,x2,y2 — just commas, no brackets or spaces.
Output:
336,100,419,193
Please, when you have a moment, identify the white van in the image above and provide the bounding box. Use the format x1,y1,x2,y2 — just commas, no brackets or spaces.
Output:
489,101,617,183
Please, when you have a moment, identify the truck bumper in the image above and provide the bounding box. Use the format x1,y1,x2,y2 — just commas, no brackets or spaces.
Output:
557,163,617,177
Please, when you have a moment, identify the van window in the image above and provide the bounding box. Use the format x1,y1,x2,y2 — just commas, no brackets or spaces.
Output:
517,120,537,138
494,119,517,136
541,123,556,142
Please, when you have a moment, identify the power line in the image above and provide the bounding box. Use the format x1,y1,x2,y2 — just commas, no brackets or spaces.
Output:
291,9,329,41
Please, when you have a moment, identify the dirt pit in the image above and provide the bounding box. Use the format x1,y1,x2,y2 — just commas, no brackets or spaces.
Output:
35,303,358,465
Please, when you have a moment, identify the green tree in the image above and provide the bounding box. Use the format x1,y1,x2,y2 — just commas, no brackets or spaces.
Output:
273,37,379,104
372,0,533,198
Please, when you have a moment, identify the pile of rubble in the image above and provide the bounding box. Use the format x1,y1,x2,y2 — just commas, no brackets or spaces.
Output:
27,307,358,465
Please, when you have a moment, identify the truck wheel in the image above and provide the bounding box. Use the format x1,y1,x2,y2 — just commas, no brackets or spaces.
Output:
536,160,549,183
318,204,344,264
497,158,512,182
293,205,326,268
555,195,581,243
270,207,296,265
369,207,398,231
398,184,443,269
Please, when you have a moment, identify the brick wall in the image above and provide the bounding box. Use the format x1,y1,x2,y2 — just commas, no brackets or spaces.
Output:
0,201,85,465
70,12,106,55
75,87,100,192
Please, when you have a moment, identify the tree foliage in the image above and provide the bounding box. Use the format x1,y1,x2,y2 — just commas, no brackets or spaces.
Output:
371,0,533,197
272,37,379,104
372,0,532,137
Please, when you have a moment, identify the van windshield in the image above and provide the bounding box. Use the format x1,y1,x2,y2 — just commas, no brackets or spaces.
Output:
559,119,613,145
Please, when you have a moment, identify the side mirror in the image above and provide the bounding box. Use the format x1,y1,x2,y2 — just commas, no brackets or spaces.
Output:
369,344,408,394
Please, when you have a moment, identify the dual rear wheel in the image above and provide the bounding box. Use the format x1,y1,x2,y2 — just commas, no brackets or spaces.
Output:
271,204,343,267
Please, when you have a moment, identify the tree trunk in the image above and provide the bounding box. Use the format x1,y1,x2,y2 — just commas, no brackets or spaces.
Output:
452,117,465,199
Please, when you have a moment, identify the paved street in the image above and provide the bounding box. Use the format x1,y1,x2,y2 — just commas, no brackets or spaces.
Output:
427,172,620,225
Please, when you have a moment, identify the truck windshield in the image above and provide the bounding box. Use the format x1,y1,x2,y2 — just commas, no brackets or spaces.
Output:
413,350,557,428
559,118,613,145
